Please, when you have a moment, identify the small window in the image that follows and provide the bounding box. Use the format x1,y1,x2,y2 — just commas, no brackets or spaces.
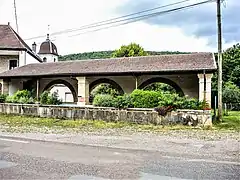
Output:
9,60,18,70
43,57,47,62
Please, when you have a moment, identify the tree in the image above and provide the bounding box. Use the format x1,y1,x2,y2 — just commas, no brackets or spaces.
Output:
223,82,240,103
212,43,240,91
222,43,240,86
112,43,148,57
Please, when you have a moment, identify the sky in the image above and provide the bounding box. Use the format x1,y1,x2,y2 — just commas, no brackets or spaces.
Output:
0,0,238,55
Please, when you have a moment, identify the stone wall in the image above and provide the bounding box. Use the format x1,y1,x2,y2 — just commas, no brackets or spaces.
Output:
0,103,212,126
0,55,18,73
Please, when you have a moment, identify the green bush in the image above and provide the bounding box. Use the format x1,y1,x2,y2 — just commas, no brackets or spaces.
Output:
0,94,7,103
176,97,202,110
130,89,161,108
114,94,133,109
223,82,240,103
93,94,115,107
40,91,62,105
5,90,34,104
92,89,206,110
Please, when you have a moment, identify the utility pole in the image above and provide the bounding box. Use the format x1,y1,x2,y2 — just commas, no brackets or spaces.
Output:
13,0,19,33
217,0,223,122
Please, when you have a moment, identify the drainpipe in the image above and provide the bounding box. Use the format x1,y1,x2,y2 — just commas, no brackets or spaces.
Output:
135,75,138,89
203,70,206,104
36,79,40,102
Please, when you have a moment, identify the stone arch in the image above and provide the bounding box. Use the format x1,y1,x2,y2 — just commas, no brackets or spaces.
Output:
138,77,184,96
89,78,124,94
43,79,78,102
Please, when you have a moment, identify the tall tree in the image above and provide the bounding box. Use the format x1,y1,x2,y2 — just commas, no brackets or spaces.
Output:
112,43,148,57
212,43,240,90
222,43,240,86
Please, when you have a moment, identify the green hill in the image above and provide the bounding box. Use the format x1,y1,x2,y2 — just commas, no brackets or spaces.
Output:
59,50,189,61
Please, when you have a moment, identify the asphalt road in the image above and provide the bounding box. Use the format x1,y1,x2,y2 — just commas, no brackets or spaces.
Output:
0,137,239,180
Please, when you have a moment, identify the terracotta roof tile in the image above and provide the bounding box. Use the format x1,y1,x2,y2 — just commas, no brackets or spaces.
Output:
0,52,217,78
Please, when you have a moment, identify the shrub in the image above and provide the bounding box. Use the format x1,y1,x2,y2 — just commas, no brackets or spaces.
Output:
40,91,49,104
114,94,133,109
6,96,16,103
176,97,202,110
93,94,115,107
0,94,7,103
13,90,31,99
49,91,62,105
5,90,34,104
40,91,62,105
158,94,204,110
223,82,240,103
130,89,161,108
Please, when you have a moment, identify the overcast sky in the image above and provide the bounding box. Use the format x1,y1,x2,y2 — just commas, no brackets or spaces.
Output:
0,0,237,55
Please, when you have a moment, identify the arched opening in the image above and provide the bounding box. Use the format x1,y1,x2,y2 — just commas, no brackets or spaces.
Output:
43,79,77,103
89,78,124,103
138,77,184,96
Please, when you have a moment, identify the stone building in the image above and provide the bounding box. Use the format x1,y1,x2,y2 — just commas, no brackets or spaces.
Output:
0,23,73,102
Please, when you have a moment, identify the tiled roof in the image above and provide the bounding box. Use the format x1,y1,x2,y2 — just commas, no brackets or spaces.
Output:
0,24,25,49
0,53,216,78
0,24,42,62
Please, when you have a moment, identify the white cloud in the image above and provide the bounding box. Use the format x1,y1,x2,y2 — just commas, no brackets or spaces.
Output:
0,0,219,55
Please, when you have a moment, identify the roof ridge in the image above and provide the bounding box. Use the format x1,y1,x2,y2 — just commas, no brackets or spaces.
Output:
56,52,212,63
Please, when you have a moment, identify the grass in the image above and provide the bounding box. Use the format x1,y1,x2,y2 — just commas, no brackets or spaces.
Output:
214,111,240,131
0,111,239,133
0,114,194,133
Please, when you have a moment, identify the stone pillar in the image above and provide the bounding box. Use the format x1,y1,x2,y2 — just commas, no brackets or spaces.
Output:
205,74,213,107
198,73,213,107
0,79,9,95
198,74,205,102
76,77,89,106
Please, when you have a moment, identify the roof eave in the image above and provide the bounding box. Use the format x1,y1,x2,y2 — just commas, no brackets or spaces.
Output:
0,68,217,79
0,47,26,51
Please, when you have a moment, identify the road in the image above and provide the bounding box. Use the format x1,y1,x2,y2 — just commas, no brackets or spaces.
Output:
0,136,239,180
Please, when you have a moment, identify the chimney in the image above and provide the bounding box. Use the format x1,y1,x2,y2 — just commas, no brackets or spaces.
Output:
8,22,10,25
32,42,37,53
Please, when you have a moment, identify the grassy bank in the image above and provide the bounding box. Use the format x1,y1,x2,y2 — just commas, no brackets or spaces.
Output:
0,111,239,133
214,111,240,131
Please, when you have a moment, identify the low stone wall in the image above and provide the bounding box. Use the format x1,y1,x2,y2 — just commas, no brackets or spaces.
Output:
0,103,212,126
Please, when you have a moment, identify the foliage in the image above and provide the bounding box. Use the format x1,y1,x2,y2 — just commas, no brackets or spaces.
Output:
93,94,116,107
0,94,7,103
92,89,206,110
143,83,176,93
214,111,240,131
157,92,205,110
59,50,189,61
40,91,49,105
113,94,133,109
40,91,62,105
91,84,121,97
223,82,240,103
213,43,240,90
222,43,240,87
112,43,148,57
130,89,161,108
5,90,34,104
